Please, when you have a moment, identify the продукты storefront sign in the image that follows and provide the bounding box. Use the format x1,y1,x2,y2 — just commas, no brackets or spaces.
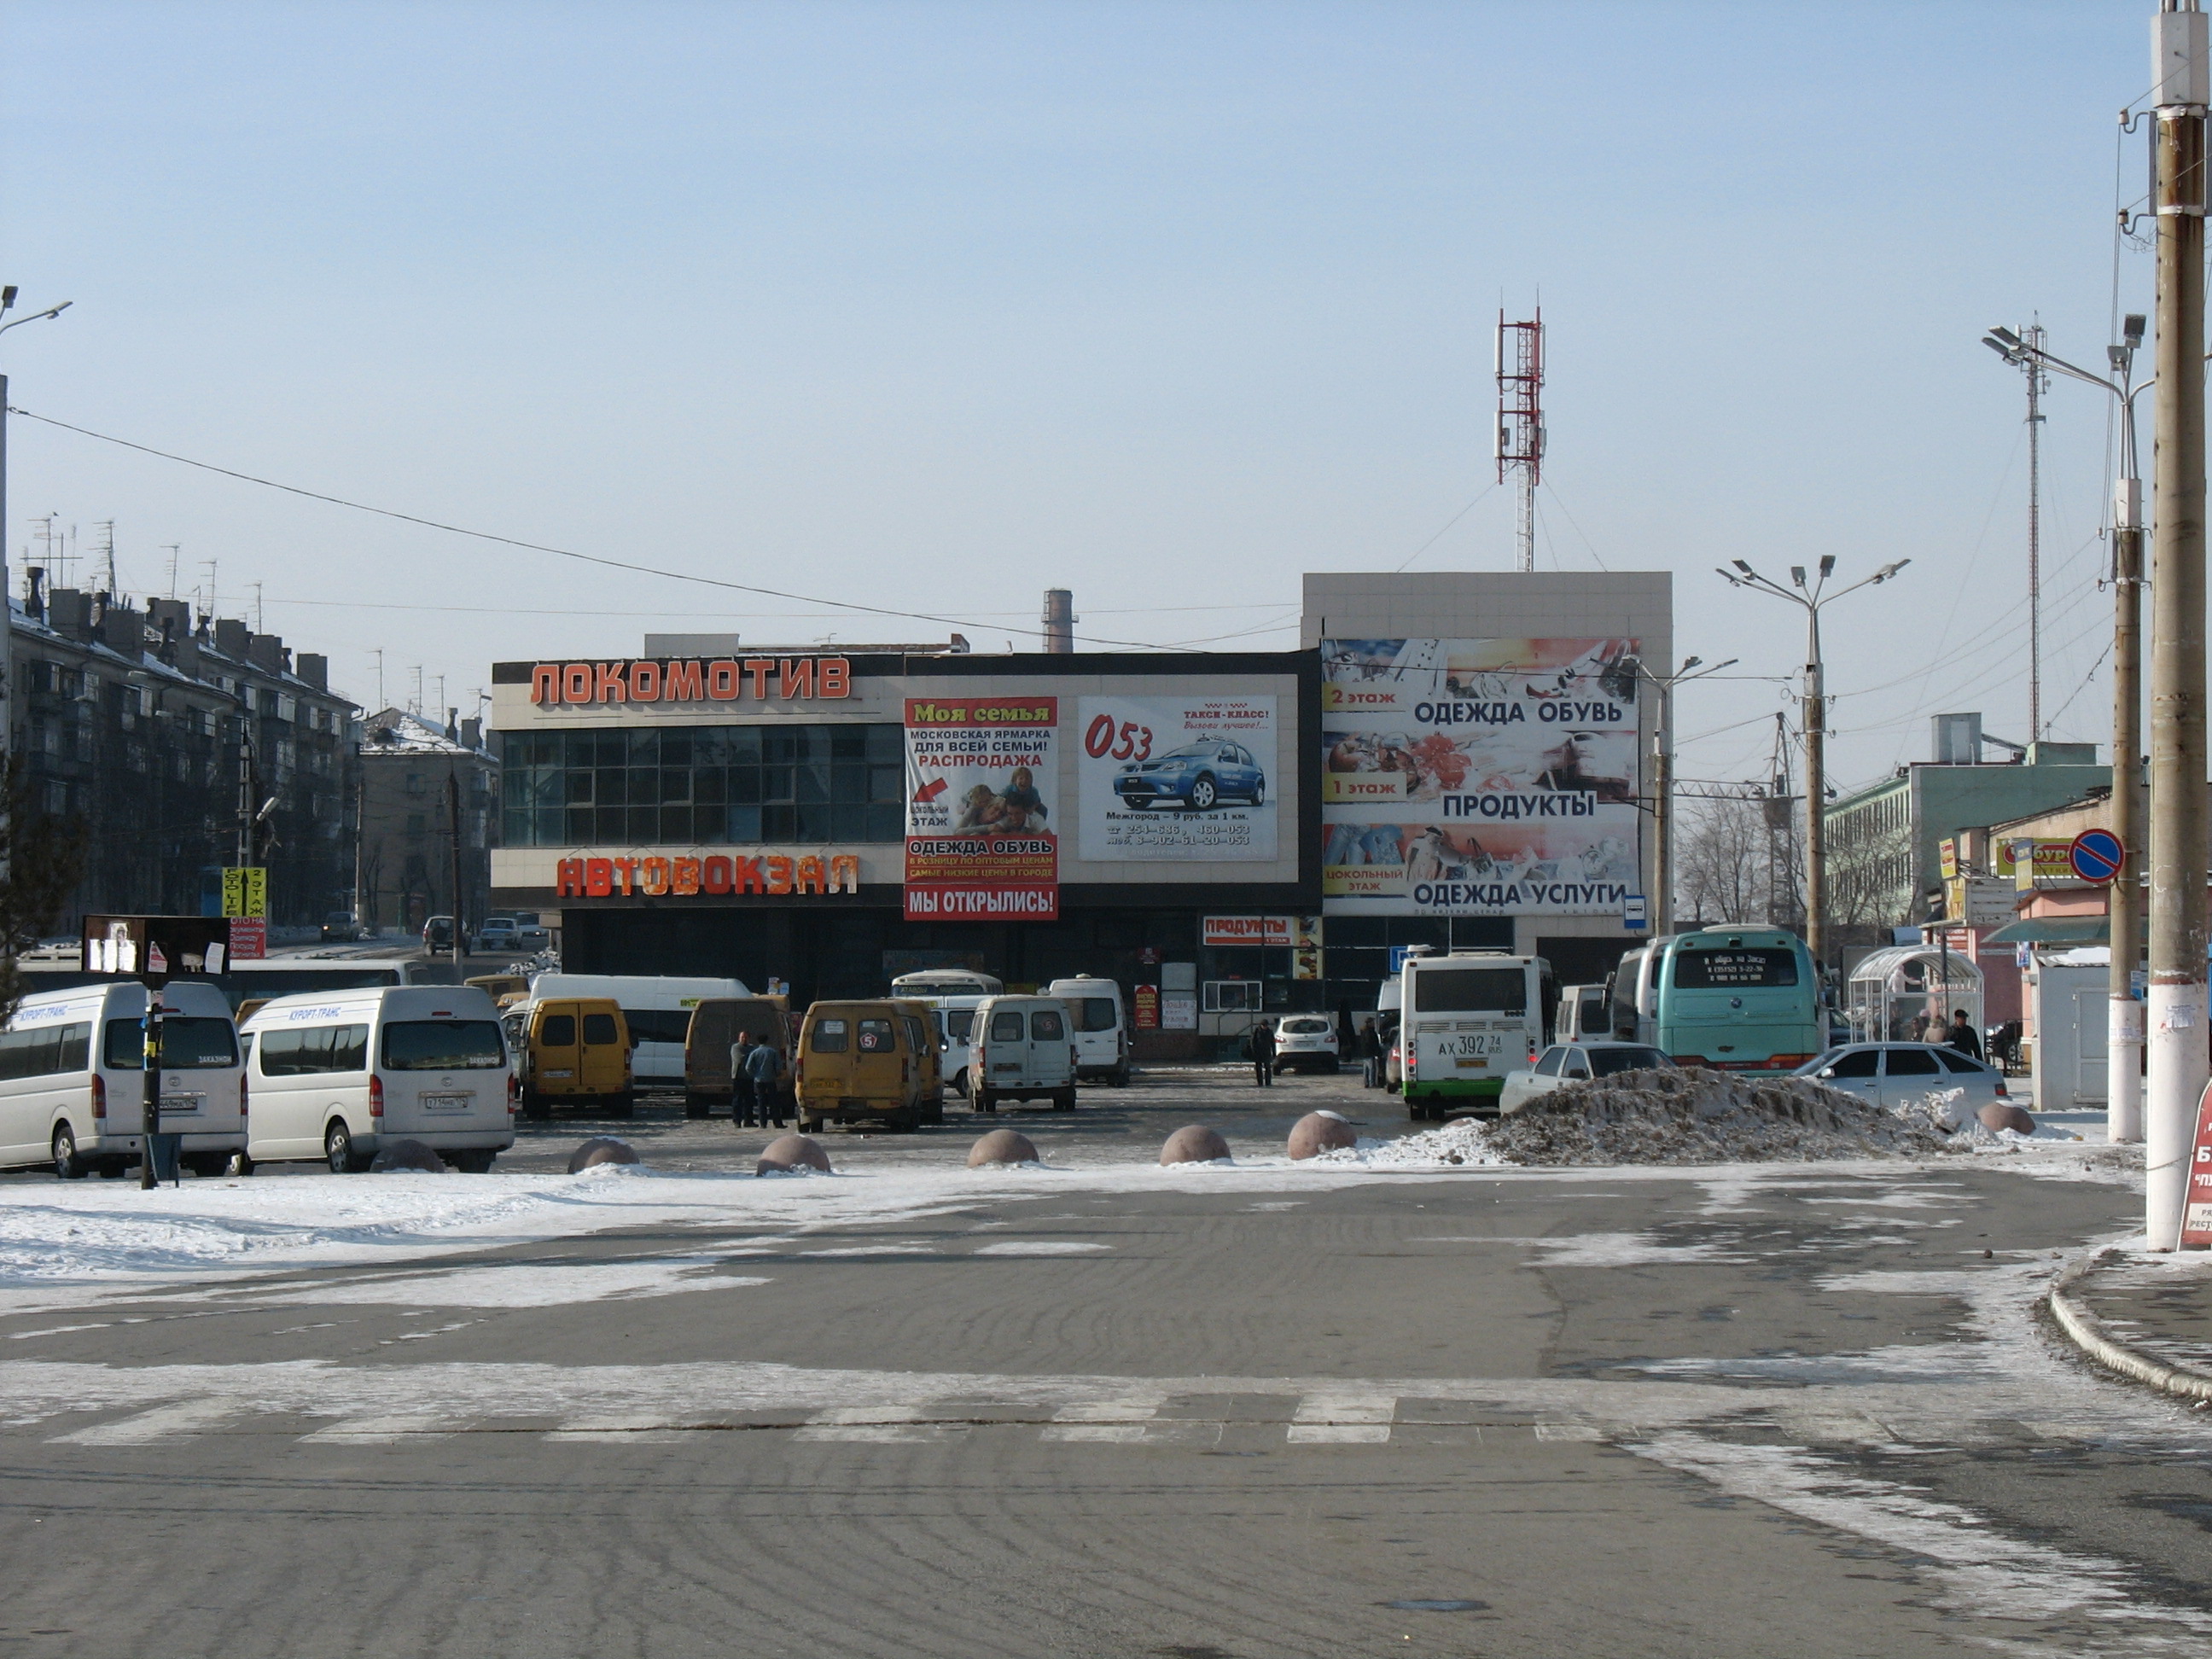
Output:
903,696,1060,922
1076,694,1278,861
1319,637,1641,917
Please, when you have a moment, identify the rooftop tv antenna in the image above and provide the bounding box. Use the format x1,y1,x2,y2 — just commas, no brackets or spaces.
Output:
1496,310,1545,573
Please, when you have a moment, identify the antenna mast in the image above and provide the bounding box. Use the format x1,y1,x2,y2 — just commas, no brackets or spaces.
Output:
1496,308,1545,573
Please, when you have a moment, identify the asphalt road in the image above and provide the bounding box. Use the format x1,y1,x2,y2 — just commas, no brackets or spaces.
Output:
0,1068,2203,1657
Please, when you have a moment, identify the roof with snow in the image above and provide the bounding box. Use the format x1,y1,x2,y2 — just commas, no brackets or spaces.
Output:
359,708,491,758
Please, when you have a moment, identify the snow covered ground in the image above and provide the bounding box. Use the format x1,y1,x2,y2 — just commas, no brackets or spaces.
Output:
0,1103,2145,1313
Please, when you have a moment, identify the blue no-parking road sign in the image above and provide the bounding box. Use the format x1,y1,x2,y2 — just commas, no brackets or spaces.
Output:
2069,827,2124,886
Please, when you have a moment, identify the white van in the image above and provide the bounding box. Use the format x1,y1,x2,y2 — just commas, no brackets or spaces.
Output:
891,969,1004,999
969,994,1078,1112
924,995,989,1097
241,986,515,1173
524,974,747,1088
1045,976,1130,1086
0,981,246,1179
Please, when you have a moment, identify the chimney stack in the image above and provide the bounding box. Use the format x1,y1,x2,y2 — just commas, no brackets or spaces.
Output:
1042,588,1074,654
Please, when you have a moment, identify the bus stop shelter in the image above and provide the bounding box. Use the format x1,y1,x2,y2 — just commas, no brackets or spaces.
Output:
1845,944,1983,1044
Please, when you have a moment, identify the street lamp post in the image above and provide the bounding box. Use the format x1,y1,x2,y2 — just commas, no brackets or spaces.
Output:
1639,655,1738,934
1982,318,2150,1143
0,291,74,759
1715,556,1912,975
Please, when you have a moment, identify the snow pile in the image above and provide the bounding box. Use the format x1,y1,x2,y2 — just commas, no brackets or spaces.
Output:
1315,1117,1507,1168
1485,1069,1955,1165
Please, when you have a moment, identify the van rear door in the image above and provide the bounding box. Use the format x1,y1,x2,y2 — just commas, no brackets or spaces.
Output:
536,1003,584,1090
851,1013,904,1103
381,1013,509,1131
579,1007,626,1097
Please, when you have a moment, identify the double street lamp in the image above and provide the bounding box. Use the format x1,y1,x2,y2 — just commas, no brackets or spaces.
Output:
1638,654,1736,935
1716,556,1911,971
1982,318,2148,1143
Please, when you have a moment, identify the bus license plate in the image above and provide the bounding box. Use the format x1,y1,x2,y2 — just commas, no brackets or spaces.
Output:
422,1094,472,1114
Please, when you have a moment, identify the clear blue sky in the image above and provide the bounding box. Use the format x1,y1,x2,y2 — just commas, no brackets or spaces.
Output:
0,1,2154,789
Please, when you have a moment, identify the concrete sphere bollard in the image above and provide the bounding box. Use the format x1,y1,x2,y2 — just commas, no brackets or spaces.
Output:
1159,1125,1231,1166
1979,1102,2037,1135
1287,1110,1358,1160
967,1128,1039,1167
370,1138,446,1173
757,1133,833,1176
568,1137,640,1174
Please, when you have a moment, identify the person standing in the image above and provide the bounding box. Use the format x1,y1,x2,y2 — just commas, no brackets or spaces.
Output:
730,1031,760,1126
1250,1018,1276,1087
747,1036,788,1127
1359,1017,1382,1089
1947,1008,1982,1061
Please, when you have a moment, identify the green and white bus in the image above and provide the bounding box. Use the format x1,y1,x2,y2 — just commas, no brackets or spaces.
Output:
1607,927,1821,1071
1398,952,1557,1120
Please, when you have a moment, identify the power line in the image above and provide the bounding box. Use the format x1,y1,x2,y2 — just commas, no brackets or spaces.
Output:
7,404,1210,654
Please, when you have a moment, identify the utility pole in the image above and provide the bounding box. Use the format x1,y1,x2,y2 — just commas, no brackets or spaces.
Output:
447,770,466,968
2025,323,2047,739
2147,0,2207,1249
1640,655,1736,933
1979,316,2151,1141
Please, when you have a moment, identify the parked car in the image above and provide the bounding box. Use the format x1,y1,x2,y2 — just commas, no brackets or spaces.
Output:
1112,740,1266,812
1499,1043,1673,1114
512,922,551,951
422,916,457,952
474,917,521,953
319,911,361,943
1793,1042,2009,1129
505,995,632,1121
1271,1015,1339,1074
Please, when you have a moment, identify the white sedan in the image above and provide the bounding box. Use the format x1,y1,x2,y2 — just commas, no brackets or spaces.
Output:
1271,1016,1340,1074
1499,1042,1674,1114
1792,1042,2010,1128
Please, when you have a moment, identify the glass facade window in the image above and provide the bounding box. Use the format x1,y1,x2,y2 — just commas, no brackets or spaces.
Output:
500,724,906,846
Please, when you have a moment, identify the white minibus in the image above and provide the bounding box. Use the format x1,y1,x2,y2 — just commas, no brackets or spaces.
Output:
969,994,1078,1112
924,995,989,1097
1044,976,1130,1086
241,986,515,1173
0,981,246,1179
891,969,1004,999
524,974,748,1087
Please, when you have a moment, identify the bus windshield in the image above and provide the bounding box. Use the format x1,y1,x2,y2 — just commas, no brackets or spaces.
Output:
1412,968,1527,1015
1672,949,1799,989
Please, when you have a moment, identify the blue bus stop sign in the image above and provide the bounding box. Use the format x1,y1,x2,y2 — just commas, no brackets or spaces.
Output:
2069,828,2124,886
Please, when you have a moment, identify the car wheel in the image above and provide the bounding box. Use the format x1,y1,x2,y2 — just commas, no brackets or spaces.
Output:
684,1093,711,1120
521,1090,552,1122
1251,777,1265,806
325,1121,368,1175
52,1124,87,1180
1187,774,1217,811
183,1153,230,1179
449,1150,495,1173
977,1091,998,1114
608,1091,636,1120
953,1068,969,1098
1052,1090,1075,1111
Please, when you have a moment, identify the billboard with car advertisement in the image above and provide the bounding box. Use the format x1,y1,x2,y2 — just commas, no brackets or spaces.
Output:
1076,695,1278,862
1320,637,1641,916
903,696,1059,921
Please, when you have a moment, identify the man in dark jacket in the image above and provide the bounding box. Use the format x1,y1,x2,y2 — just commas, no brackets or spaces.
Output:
1250,1019,1276,1087
1947,1009,1982,1060
1359,1017,1383,1088
729,1032,760,1126
746,1039,788,1126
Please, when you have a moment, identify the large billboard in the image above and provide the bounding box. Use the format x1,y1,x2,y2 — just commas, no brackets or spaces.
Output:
1076,694,1278,862
903,696,1060,922
1320,637,1642,916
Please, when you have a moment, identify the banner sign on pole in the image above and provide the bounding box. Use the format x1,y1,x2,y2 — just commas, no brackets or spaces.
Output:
220,867,268,919
2180,1080,2212,1249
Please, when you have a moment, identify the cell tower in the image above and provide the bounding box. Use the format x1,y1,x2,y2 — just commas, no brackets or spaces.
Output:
1495,309,1545,573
